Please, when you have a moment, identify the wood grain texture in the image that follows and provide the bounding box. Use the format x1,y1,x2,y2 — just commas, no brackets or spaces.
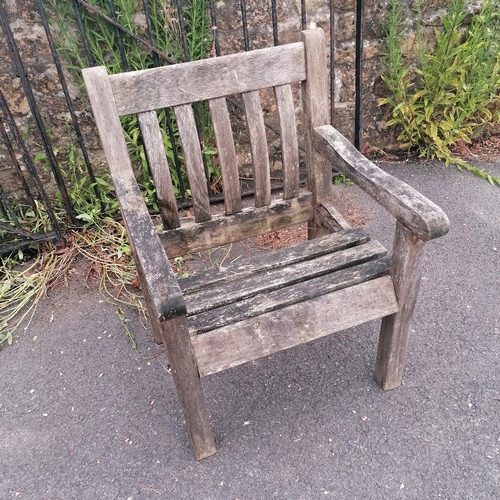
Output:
137,110,180,229
313,125,450,241
209,97,242,215
188,255,391,334
159,193,314,258
179,226,369,294
158,315,216,460
192,276,398,377
242,90,271,207
274,84,299,199
301,29,333,210
109,43,306,115
85,66,214,461
314,203,351,235
174,104,211,223
185,240,387,316
83,66,185,322
375,221,429,390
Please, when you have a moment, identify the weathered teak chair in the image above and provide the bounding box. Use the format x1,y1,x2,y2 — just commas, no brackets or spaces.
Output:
83,28,449,460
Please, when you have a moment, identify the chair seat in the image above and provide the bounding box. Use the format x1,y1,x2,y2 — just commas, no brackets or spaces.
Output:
177,227,399,376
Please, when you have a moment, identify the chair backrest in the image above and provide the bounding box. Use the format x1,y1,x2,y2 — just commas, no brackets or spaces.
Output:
83,28,332,258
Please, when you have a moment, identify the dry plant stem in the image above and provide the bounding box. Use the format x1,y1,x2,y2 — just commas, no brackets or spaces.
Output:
0,221,146,348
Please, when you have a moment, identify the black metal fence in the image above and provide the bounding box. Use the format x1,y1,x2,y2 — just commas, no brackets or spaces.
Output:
0,0,366,255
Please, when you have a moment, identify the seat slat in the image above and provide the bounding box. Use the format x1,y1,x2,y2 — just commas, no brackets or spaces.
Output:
192,275,399,377
242,90,271,207
184,240,387,315
137,110,180,229
209,97,242,215
174,104,211,223
274,84,300,199
179,225,369,293
188,256,391,335
109,42,306,115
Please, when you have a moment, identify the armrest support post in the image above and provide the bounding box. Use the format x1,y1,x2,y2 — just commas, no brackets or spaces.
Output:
375,221,428,390
312,125,447,389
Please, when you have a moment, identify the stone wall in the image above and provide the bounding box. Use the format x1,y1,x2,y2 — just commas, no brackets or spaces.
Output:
0,0,476,197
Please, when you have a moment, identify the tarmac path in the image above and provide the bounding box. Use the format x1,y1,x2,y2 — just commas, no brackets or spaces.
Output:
1,160,499,499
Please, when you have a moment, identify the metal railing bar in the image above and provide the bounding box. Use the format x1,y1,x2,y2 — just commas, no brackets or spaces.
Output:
0,116,34,204
0,183,28,236
141,0,160,67
140,0,186,200
330,0,335,126
36,0,105,214
354,0,364,150
174,0,191,62
142,0,186,199
0,90,62,241
0,220,35,239
174,0,212,199
240,0,250,51
0,3,76,226
106,0,129,71
0,230,59,255
301,0,306,29
271,0,279,46
72,0,95,67
208,0,221,56
76,0,176,65
164,109,187,201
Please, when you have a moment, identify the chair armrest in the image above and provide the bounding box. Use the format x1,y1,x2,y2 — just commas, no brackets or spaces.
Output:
313,125,449,241
115,171,187,321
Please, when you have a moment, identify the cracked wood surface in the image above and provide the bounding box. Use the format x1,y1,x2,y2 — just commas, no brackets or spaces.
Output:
159,194,314,258
313,125,450,241
109,42,306,115
192,276,398,377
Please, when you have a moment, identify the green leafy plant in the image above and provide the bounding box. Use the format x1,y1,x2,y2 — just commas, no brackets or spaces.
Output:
44,0,217,199
0,157,145,350
1,140,136,348
380,0,500,185
0,217,145,348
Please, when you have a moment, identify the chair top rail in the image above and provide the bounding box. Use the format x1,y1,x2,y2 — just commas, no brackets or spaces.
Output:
108,42,306,115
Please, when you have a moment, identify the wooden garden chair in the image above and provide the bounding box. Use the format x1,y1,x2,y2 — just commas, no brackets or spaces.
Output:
83,28,449,460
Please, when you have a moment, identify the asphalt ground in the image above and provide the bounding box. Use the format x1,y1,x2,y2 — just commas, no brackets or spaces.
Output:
1,159,499,499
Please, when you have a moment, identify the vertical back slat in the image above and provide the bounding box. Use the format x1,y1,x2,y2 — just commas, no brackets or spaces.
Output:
174,104,211,222
274,84,300,199
209,97,242,215
242,90,271,208
138,110,180,229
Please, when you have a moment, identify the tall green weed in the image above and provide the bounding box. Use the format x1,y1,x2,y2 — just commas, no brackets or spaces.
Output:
380,0,500,185
44,0,214,200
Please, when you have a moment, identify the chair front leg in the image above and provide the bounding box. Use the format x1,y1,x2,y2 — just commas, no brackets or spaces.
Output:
139,269,216,460
375,221,429,390
158,315,216,460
